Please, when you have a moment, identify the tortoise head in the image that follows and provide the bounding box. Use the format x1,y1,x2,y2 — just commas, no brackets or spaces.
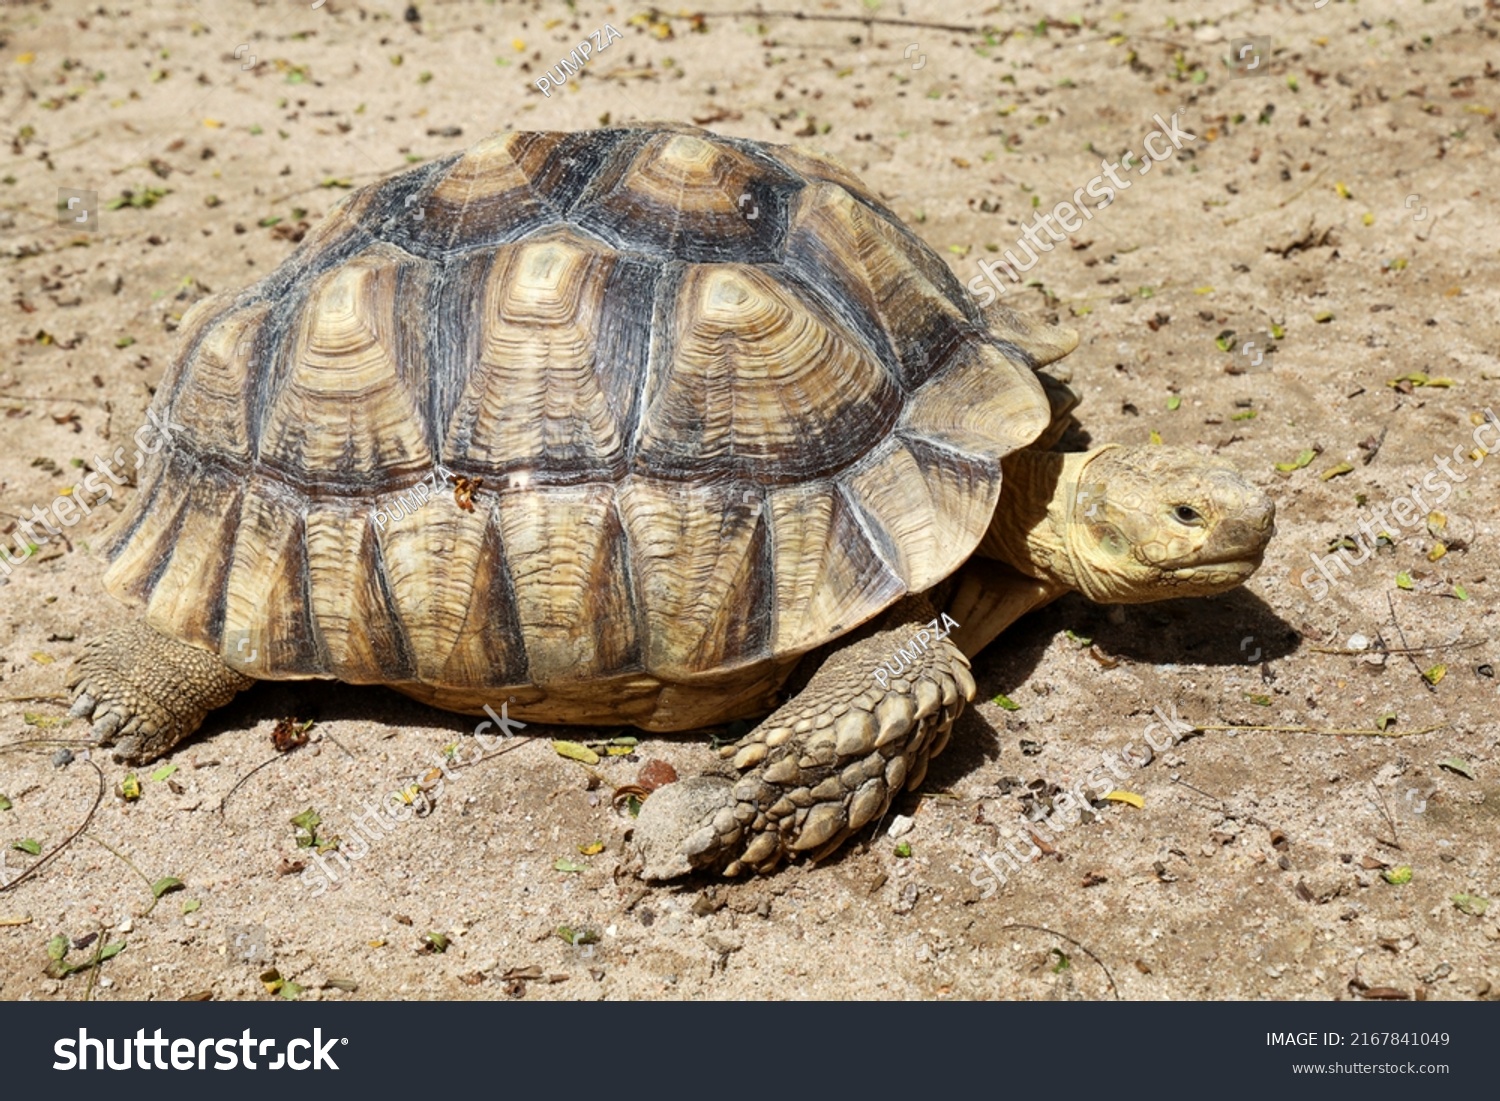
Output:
1060,445,1276,603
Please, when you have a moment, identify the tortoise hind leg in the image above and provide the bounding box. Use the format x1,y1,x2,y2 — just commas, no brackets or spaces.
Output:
68,617,254,764
634,595,974,879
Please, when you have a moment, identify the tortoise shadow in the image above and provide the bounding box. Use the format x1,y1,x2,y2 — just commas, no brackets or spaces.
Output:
918,585,1297,793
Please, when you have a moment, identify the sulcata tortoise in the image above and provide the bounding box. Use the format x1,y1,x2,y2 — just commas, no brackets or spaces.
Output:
68,122,1275,880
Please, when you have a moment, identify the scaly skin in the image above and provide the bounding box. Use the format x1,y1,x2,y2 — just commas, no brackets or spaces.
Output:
68,619,253,763
635,594,971,879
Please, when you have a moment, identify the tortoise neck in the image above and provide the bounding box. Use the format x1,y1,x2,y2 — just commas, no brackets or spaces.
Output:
980,447,1113,595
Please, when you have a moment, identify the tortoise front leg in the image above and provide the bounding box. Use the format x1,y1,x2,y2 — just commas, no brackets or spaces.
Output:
68,617,254,764
634,595,974,879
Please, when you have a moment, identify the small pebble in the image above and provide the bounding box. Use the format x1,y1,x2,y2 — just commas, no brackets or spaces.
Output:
637,759,678,792
888,814,915,839
52,749,74,768
1347,633,1370,651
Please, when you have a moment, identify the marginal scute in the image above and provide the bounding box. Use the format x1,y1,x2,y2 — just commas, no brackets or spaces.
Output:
765,486,905,655
900,339,1051,460
304,501,413,682
495,482,636,684
617,477,771,679
221,477,318,675
143,467,243,646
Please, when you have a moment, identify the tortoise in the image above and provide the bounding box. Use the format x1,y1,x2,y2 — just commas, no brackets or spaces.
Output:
68,122,1275,880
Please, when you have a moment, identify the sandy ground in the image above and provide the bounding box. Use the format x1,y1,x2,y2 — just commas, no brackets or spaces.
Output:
0,0,1497,1002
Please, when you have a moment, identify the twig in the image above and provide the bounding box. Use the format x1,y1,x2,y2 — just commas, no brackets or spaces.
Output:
1308,639,1482,656
81,924,107,1003
1369,782,1399,848
698,7,999,33
1361,426,1388,466
0,758,104,893
83,832,165,915
1386,593,1436,692
1191,723,1444,738
0,394,112,407
1169,777,1273,830
468,736,536,768
321,730,356,760
217,752,298,815
999,923,1120,1000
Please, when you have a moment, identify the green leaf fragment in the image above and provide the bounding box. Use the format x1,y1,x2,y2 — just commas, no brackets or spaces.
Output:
626,795,642,818
13,839,40,855
1453,585,1469,600
1395,572,1414,590
151,877,184,899
894,841,912,858
1064,629,1092,647
1231,409,1257,421
181,899,201,914
291,808,321,847
1452,894,1490,917
1376,713,1397,732
1248,694,1272,706
120,774,141,800
552,740,601,765
1320,462,1354,480
1439,757,1476,780
150,764,178,782
1166,395,1182,411
556,925,600,946
1275,449,1316,472
1382,865,1412,885
423,932,448,953
1050,947,1071,973
992,693,1021,711
47,934,69,962
0,795,11,811
1422,664,1446,686
553,858,585,873
48,940,125,978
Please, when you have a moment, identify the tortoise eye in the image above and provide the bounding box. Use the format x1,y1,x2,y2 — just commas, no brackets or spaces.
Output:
1173,505,1204,525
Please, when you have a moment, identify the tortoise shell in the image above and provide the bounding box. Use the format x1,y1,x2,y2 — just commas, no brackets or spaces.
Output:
102,123,1052,730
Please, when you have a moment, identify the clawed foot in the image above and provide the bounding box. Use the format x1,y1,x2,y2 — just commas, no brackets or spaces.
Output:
635,615,974,880
68,621,253,764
